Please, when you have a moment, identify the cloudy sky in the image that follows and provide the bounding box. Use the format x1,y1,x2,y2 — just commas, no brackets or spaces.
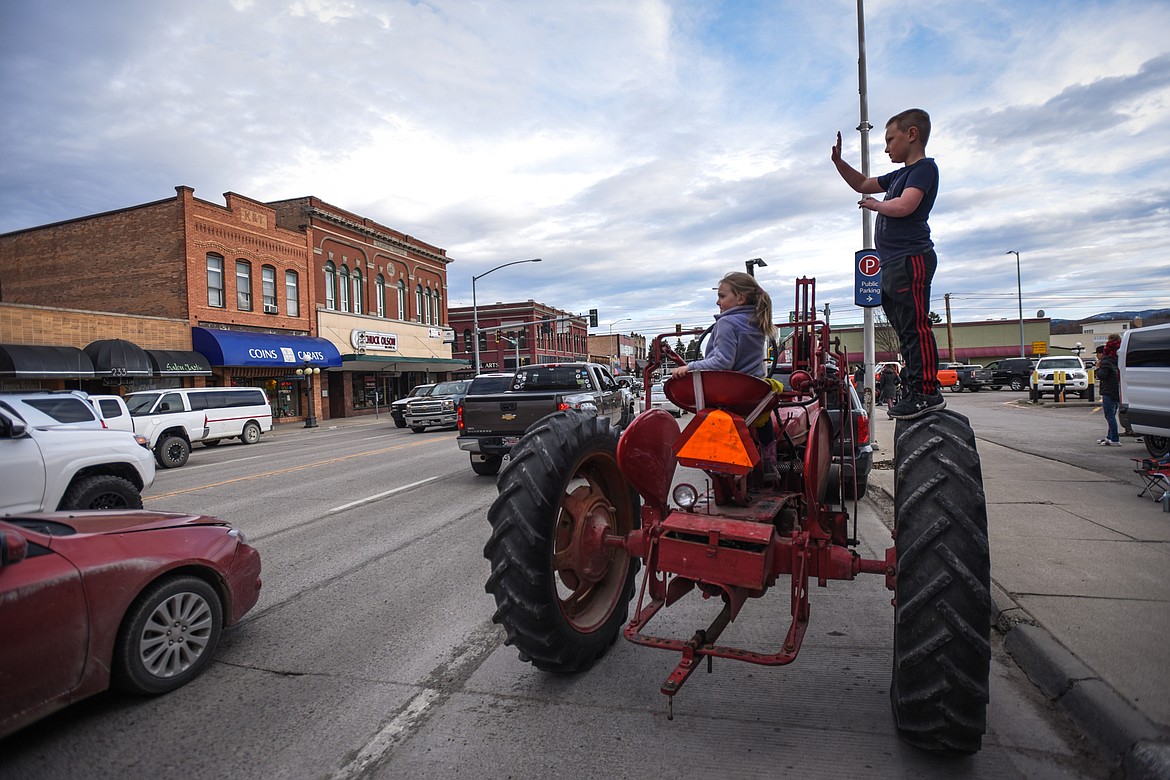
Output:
3,0,1168,336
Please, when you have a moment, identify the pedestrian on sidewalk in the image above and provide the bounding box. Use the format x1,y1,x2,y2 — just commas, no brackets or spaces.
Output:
878,363,900,411
1095,335,1123,447
832,108,944,420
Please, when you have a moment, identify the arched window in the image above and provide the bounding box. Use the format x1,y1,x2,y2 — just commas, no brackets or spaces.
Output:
415,285,424,323
236,260,252,311
433,289,442,325
352,268,363,314
424,287,433,325
324,261,337,310
397,280,406,320
339,265,351,312
261,265,276,312
375,275,386,317
285,271,299,316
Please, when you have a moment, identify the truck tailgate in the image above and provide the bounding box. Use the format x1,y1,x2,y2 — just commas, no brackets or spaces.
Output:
460,393,561,437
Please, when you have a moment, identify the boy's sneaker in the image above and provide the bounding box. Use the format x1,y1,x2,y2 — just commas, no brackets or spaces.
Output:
1097,439,1112,446
887,391,946,420
1106,440,1122,447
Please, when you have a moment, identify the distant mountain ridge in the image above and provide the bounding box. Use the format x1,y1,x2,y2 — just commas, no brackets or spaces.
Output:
1050,308,1170,333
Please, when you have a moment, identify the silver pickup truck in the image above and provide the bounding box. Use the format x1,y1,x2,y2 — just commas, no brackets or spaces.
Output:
456,362,633,476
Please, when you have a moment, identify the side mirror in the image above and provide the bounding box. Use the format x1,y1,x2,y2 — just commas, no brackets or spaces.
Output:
5,417,28,438
0,530,29,567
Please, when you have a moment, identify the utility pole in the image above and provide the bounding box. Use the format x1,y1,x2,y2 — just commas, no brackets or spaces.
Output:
856,0,877,423
944,293,955,363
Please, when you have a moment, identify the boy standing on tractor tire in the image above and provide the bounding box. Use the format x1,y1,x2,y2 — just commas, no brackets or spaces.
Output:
832,108,944,420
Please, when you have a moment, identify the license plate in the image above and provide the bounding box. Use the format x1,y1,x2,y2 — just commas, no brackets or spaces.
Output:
504,436,520,446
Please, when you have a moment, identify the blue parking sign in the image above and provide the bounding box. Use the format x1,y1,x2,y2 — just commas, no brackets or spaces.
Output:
854,250,882,307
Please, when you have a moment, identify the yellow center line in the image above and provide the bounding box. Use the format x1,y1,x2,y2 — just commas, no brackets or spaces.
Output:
144,437,444,501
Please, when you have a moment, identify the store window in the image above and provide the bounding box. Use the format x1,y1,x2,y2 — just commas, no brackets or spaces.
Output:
207,254,225,307
351,373,387,410
352,268,364,315
286,270,299,316
263,377,302,419
325,262,337,310
375,274,386,317
236,261,252,311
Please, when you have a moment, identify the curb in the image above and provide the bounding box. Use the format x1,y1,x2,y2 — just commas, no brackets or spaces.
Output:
870,480,1170,776
1004,625,1170,778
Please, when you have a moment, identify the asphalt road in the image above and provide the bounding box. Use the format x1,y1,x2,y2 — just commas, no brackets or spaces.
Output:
0,409,1113,779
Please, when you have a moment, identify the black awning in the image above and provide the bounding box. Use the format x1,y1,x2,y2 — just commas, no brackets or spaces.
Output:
0,344,96,378
83,339,153,378
145,349,213,376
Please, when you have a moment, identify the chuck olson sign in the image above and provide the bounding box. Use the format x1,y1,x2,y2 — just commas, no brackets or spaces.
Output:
351,330,399,352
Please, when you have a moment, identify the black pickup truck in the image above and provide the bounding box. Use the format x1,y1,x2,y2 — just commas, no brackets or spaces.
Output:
457,362,633,476
948,364,995,393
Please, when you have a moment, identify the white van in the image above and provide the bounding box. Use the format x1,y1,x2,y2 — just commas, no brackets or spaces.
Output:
1119,323,1170,457
124,387,273,469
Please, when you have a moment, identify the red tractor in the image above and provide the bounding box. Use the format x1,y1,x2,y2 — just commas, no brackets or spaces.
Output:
484,277,992,754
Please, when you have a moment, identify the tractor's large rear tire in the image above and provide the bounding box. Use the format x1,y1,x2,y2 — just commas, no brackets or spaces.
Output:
484,411,639,673
890,409,993,755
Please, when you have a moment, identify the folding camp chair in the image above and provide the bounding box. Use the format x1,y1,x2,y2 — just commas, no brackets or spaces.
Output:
1133,458,1170,501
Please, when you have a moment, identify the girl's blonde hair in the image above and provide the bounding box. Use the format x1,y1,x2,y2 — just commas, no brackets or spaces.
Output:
720,271,775,339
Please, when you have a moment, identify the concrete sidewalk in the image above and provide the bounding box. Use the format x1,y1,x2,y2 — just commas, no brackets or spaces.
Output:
866,407,1170,778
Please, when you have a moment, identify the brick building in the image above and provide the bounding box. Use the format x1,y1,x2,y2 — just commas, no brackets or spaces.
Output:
0,186,463,420
447,302,588,373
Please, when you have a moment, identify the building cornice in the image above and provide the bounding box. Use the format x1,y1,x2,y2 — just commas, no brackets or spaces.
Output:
306,207,450,266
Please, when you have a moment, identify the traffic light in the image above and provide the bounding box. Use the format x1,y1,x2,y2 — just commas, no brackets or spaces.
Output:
589,309,598,327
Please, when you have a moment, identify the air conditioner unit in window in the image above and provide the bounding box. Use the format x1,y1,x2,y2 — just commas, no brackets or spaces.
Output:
263,304,279,314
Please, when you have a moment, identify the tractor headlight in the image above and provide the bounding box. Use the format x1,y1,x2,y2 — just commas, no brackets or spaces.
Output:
672,483,699,511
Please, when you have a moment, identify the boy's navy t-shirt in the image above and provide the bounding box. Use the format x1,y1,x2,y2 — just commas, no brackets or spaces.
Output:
875,158,938,260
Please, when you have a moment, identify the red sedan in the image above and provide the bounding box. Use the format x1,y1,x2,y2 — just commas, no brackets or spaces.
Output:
0,510,262,738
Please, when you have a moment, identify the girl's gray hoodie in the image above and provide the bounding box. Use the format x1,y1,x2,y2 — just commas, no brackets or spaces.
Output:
686,304,765,377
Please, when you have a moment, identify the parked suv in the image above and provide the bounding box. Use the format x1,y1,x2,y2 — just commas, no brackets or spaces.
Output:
985,357,1037,391
0,391,105,430
124,387,273,469
0,406,155,514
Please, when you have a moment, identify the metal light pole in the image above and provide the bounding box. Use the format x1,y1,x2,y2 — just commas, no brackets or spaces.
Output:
856,0,877,422
296,362,320,428
472,258,542,375
609,318,632,374
745,257,767,277
1006,250,1024,357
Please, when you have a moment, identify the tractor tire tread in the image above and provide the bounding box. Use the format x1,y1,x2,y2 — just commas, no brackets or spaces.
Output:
891,409,991,756
483,411,636,674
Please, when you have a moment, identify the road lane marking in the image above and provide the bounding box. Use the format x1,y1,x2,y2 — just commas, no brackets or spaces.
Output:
327,474,447,514
144,439,441,501
331,689,441,780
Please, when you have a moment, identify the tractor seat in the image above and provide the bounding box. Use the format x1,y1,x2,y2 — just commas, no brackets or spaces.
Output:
663,371,777,419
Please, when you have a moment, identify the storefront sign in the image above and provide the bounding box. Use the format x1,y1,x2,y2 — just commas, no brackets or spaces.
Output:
351,330,399,352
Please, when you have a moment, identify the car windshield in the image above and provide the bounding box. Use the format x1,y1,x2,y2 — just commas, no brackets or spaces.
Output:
431,381,470,395
1040,358,1081,369
468,375,514,394
650,384,667,398
410,385,435,397
126,393,161,415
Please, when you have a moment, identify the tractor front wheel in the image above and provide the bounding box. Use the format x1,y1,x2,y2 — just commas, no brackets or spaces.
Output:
484,411,639,673
890,409,992,755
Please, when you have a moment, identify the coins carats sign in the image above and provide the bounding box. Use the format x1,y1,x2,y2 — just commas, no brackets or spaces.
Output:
854,250,882,308
351,330,399,352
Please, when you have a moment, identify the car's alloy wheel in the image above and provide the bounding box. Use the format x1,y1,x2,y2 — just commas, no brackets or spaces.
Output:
114,575,224,695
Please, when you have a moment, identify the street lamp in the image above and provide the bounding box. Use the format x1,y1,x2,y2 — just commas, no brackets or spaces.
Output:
1006,250,1024,358
609,317,632,374
472,258,542,375
745,257,767,277
295,363,321,428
